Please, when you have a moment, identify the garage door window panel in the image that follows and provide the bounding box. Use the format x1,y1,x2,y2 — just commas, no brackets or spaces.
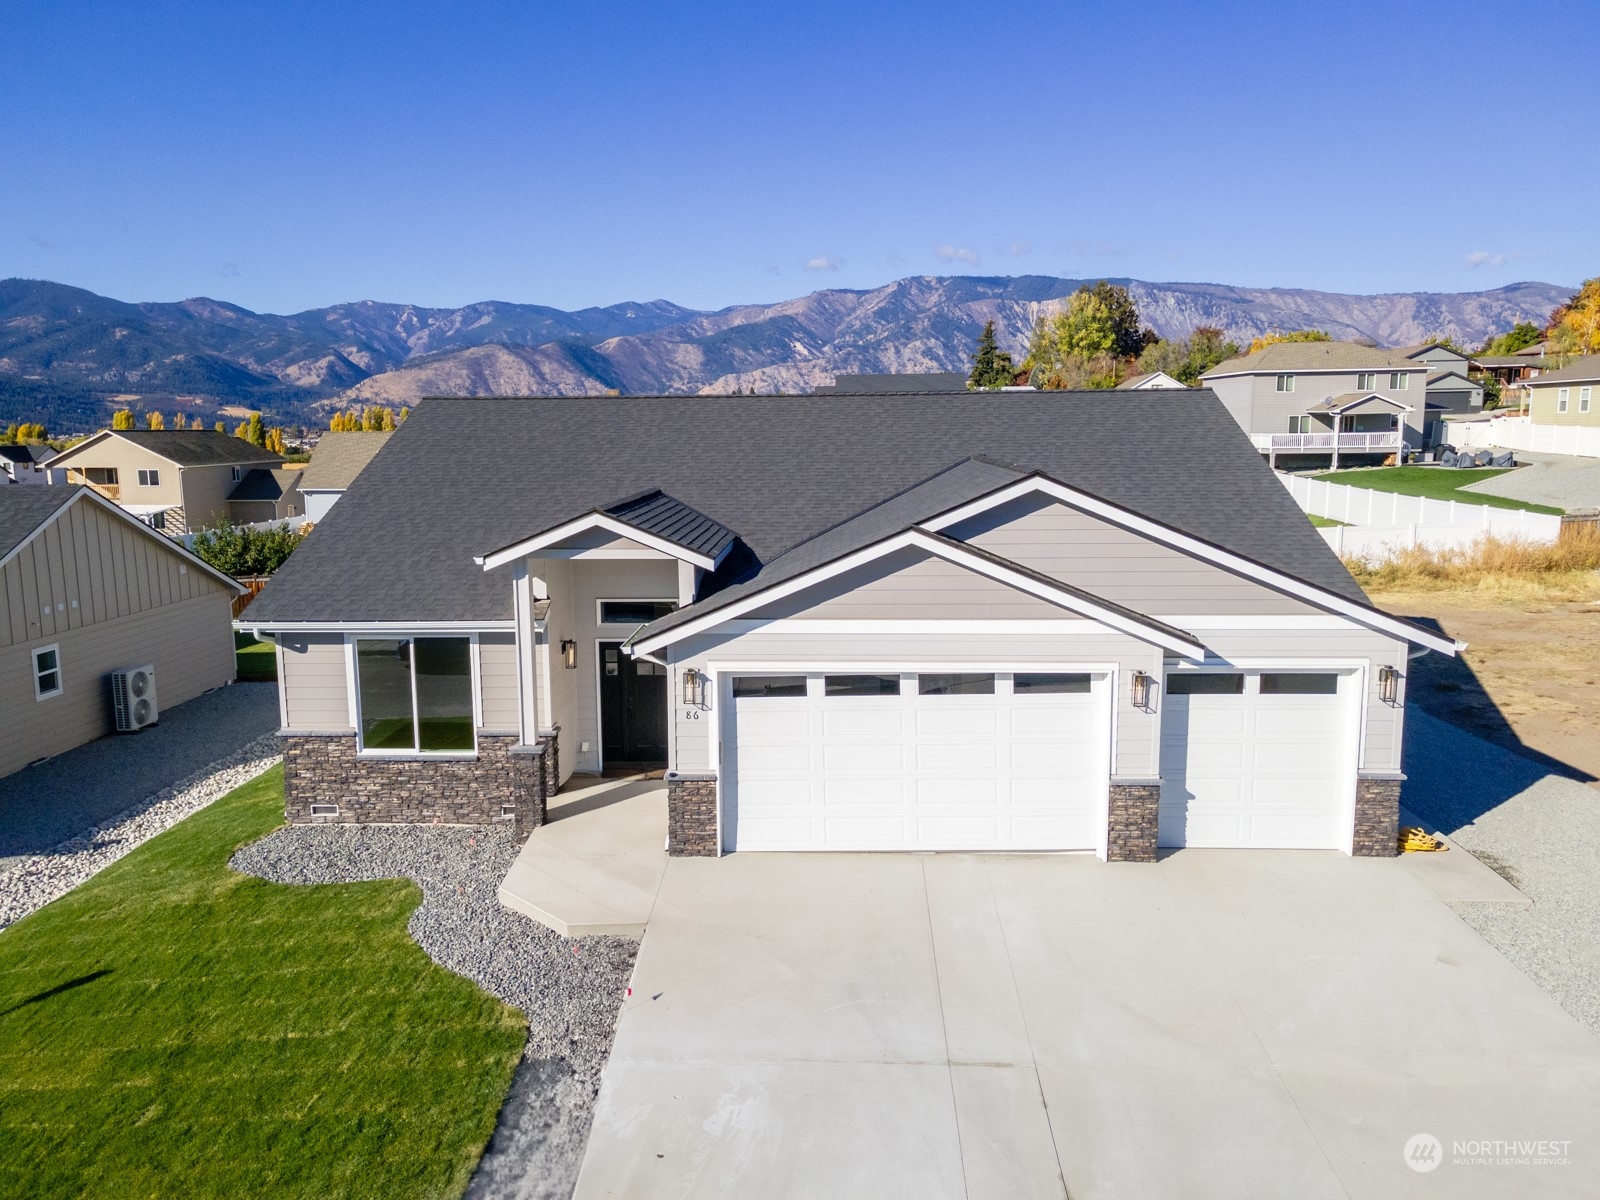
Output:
1014,672,1092,694
1260,672,1339,695
732,675,808,698
825,674,901,697
917,673,995,696
1168,673,1244,695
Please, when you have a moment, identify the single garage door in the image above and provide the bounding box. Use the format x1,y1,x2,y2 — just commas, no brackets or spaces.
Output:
1159,670,1355,849
725,670,1110,852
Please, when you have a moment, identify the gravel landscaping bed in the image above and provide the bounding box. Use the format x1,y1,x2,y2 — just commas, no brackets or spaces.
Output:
1403,709,1600,1040
231,823,638,1200
0,733,281,931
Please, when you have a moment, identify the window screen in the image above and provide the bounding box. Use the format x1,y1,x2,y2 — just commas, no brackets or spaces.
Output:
825,674,900,697
1167,673,1244,695
600,601,677,624
1013,672,1092,694
917,673,994,696
733,675,807,698
1259,672,1339,695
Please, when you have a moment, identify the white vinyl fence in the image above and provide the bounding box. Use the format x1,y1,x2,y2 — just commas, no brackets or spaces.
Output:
175,519,300,550
1449,414,1600,459
1278,473,1562,559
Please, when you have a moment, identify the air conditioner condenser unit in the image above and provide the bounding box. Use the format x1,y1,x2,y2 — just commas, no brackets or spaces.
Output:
110,664,159,732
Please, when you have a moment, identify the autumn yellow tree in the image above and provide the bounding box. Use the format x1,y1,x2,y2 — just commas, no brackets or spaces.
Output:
1548,278,1600,360
146,411,166,430
1246,330,1331,354
112,409,136,430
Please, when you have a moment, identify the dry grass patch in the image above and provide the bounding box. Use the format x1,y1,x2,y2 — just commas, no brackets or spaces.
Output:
1346,526,1600,606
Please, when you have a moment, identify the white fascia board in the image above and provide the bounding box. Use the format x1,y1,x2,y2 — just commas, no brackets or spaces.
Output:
0,488,246,594
475,512,718,571
630,529,1205,659
1322,392,1414,413
920,479,1462,656
236,619,516,634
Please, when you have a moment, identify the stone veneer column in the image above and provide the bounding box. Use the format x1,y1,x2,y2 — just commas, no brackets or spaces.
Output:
538,725,561,806
1105,780,1161,863
1352,772,1403,857
509,743,547,843
665,771,718,856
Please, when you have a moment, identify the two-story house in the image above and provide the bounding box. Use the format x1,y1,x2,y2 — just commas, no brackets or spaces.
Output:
1,443,65,486
1525,355,1600,429
1199,342,1430,468
47,430,285,534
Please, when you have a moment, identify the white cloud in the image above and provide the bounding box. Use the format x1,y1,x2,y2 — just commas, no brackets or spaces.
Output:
936,244,980,265
1466,249,1531,269
803,255,841,272
1004,241,1030,257
217,261,241,278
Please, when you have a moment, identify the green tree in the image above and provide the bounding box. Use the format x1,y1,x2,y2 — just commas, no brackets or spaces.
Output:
1135,325,1241,386
235,412,266,447
112,409,136,430
1479,322,1543,356
1085,281,1147,359
190,523,304,578
1419,333,1467,354
967,320,1016,389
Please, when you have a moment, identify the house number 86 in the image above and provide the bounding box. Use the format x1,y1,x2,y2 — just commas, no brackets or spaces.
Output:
683,709,701,720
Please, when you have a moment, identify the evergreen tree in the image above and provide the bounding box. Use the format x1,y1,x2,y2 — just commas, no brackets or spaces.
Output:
245,412,265,446
112,409,136,430
967,320,1016,389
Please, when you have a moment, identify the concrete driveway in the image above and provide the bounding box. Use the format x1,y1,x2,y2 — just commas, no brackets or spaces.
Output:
575,849,1600,1199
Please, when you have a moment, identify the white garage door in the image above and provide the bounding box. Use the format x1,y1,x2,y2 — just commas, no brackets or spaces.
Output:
725,671,1110,852
1159,670,1355,849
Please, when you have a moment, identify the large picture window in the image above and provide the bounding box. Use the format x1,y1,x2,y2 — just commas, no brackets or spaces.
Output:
356,637,475,753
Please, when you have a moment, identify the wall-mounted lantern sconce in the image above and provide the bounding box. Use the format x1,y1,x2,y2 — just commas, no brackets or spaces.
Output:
1130,670,1153,710
1378,664,1400,705
560,639,577,670
682,667,706,707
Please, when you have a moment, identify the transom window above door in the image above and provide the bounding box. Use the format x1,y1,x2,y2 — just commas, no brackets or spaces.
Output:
599,600,677,625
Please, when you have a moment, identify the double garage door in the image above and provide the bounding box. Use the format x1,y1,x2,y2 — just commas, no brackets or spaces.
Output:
725,671,1110,852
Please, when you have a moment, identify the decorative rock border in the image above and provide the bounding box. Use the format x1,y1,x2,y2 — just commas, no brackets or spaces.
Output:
0,733,282,931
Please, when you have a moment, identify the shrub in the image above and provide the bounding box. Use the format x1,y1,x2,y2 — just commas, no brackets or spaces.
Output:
190,522,303,577
1345,525,1600,596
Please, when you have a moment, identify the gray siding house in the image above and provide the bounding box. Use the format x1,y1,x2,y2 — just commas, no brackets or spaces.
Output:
242,392,1457,864
0,486,243,779
1200,342,1430,467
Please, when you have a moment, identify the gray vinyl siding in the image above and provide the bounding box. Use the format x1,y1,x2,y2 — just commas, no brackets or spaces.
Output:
278,632,351,730
667,624,1164,780
948,495,1322,616
1247,371,1426,440
1426,386,1482,414
478,632,520,732
0,590,235,778
2,497,229,649
1203,376,1254,430
751,547,1069,620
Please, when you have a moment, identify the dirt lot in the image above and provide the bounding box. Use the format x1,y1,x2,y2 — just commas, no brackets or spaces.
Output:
1372,585,1600,785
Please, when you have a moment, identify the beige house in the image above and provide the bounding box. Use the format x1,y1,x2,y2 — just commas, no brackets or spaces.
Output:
49,430,285,535
0,486,244,778
1527,355,1600,427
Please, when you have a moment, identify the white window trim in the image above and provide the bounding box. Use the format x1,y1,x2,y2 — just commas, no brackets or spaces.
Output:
1276,374,1295,392
1357,373,1375,390
1582,386,1593,414
1558,388,1570,413
476,513,723,571
33,643,63,701
137,468,160,487
232,466,243,482
596,596,679,624
346,633,482,758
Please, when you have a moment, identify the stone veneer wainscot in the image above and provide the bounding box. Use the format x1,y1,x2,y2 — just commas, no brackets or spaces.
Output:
1106,780,1161,862
666,772,718,856
1352,773,1403,857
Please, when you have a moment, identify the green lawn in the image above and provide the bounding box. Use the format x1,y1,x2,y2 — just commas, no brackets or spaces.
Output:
0,767,525,1200
1311,466,1563,515
235,631,276,682
1308,514,1348,528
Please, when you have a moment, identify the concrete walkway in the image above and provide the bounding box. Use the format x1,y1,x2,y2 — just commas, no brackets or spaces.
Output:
498,777,668,937
576,847,1600,1198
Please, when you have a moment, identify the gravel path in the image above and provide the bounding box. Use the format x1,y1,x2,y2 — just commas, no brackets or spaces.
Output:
1459,451,1600,510
231,823,639,1200
0,733,281,931
1403,708,1600,1038
0,681,280,871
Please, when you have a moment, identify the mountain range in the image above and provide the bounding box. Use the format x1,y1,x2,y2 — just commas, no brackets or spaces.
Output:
0,275,1574,430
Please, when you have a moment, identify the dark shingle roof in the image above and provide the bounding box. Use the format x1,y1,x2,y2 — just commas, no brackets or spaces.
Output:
246,390,1370,625
298,431,393,491
56,430,285,468
0,444,56,465
603,490,738,561
0,486,82,560
228,468,303,502
1527,354,1600,386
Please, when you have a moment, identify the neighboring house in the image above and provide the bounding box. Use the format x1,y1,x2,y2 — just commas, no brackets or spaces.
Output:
1471,341,1552,408
1200,342,1430,467
241,391,1457,865
1397,341,1471,375
1116,371,1187,390
1526,355,1600,427
815,372,970,394
0,486,244,778
1,444,65,486
296,431,392,522
228,467,305,525
47,430,285,534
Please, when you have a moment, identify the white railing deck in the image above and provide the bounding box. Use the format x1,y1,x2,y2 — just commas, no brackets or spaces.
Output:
1250,431,1404,452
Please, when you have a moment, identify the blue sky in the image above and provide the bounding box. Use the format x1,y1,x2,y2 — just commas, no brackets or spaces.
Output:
2,0,1595,314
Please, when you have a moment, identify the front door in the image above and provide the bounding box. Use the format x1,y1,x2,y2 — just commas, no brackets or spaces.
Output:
599,641,668,766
